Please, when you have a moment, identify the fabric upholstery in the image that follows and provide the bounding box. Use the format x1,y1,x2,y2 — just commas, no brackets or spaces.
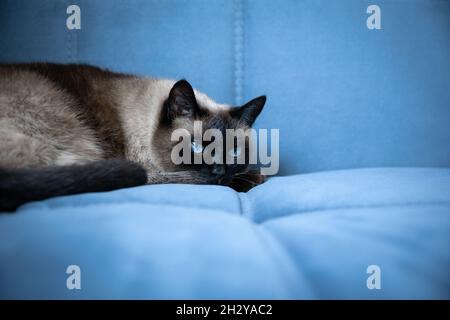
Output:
1,168,449,299
0,0,449,299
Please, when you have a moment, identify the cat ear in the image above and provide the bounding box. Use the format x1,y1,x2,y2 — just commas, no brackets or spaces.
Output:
167,80,199,120
233,96,266,126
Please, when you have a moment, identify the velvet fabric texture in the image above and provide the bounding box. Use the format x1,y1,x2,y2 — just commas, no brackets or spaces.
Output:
0,0,449,298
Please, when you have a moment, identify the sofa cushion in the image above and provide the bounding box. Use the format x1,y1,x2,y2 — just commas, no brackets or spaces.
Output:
1,168,449,298
245,167,450,222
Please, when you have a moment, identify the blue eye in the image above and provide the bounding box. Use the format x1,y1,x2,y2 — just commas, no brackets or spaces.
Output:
228,147,241,157
191,141,203,154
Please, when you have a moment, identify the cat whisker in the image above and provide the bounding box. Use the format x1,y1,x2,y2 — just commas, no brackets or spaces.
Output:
234,171,262,177
231,175,259,186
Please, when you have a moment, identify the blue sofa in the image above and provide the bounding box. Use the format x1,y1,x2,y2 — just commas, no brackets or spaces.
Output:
0,0,449,299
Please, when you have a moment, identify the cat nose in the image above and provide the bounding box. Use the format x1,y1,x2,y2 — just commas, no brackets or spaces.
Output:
211,165,226,177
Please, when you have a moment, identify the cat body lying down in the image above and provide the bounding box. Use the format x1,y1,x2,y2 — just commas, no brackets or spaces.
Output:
0,63,266,211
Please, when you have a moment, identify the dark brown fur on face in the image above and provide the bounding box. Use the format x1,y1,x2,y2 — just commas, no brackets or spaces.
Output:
0,63,266,211
153,80,267,189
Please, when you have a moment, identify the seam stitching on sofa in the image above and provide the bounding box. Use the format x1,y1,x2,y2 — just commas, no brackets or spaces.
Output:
66,0,78,63
19,200,240,215
258,200,450,224
18,199,242,215
19,203,237,219
233,0,244,105
74,27,78,62
66,0,72,62
236,192,252,216
66,18,71,61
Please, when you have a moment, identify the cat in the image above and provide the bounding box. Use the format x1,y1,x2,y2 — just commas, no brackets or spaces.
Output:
0,63,266,211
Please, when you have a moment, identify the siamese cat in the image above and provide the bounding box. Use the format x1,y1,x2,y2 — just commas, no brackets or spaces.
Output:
0,63,266,211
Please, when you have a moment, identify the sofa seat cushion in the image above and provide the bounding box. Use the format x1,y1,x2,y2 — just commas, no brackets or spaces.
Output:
0,167,449,298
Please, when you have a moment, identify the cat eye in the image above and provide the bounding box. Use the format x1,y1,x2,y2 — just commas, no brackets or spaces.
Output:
228,147,241,158
191,141,204,154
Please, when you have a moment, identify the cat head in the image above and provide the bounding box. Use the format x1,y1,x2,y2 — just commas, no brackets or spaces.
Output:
153,79,266,186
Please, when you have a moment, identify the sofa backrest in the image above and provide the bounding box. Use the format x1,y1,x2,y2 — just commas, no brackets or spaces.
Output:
1,0,449,175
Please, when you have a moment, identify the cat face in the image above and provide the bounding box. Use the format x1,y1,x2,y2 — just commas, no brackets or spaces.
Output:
153,80,266,186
